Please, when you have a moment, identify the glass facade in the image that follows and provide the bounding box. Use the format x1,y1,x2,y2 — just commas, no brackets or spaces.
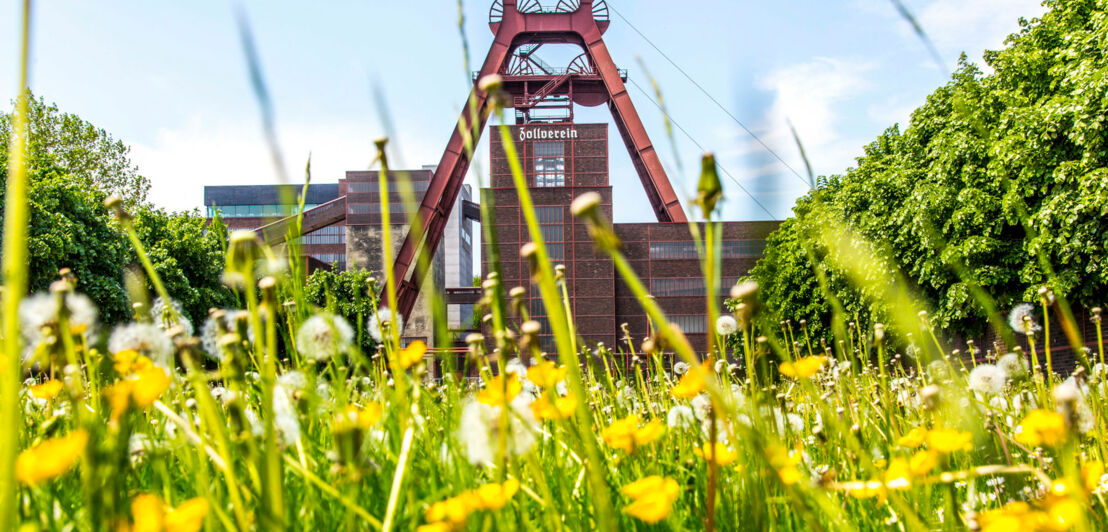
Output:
536,206,564,261
207,204,319,218
648,240,766,260
533,141,566,187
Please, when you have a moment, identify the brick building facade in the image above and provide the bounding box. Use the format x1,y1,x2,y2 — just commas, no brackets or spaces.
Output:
487,122,779,353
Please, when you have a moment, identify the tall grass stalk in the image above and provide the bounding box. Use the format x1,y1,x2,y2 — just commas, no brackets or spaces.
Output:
491,96,615,529
0,3,32,527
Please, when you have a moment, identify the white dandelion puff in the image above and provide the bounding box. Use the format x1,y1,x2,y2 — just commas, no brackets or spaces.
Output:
296,314,354,362
457,395,537,466
691,394,712,421
108,323,174,368
997,353,1030,380
716,315,738,336
150,297,194,337
673,361,689,376
367,308,404,344
968,364,1006,396
666,405,695,430
19,292,99,360
199,309,252,361
273,381,302,447
1008,304,1041,335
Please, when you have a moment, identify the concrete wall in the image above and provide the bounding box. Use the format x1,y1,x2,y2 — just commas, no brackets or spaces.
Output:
346,224,445,346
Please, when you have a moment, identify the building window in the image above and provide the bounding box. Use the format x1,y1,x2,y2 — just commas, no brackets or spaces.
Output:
533,141,565,187
298,225,346,245
206,204,318,218
535,206,564,260
650,277,740,297
648,240,766,260
669,315,707,334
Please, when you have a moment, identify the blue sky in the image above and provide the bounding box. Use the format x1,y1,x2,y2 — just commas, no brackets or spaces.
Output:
1,0,1046,223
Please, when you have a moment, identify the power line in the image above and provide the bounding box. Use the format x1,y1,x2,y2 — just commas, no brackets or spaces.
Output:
609,4,813,191
627,78,778,221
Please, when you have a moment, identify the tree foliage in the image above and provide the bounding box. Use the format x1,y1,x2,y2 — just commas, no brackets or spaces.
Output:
1,93,151,205
304,267,379,352
750,0,1108,338
0,95,232,325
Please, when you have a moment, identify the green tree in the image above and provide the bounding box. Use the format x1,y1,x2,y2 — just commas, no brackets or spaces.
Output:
1,93,151,206
304,266,379,352
0,95,233,326
751,0,1108,339
132,206,236,324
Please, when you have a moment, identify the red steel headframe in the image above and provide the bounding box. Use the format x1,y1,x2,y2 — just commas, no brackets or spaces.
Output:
388,0,687,320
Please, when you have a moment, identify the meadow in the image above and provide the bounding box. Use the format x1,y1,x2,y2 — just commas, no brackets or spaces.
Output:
6,1,1108,531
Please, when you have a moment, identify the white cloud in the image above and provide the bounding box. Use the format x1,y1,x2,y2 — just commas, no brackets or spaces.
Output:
905,0,1046,67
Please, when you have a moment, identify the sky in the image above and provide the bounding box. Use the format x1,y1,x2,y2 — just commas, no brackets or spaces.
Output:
0,0,1047,224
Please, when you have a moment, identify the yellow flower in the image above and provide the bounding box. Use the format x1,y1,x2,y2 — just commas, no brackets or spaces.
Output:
671,363,710,398
621,476,679,524
397,340,427,370
1016,409,1067,447
114,349,153,376
424,496,469,528
1081,461,1104,493
470,478,519,510
105,367,171,421
356,402,384,428
416,523,456,532
1045,497,1083,531
476,374,522,406
601,415,664,453
849,480,886,500
927,429,972,453
767,445,803,485
528,361,567,389
909,450,937,476
896,426,928,448
778,356,827,378
165,498,208,532
16,430,89,486
130,493,165,532
693,442,738,467
884,458,911,489
531,393,577,420
30,379,64,400
131,366,171,408
128,494,208,532
977,502,1034,532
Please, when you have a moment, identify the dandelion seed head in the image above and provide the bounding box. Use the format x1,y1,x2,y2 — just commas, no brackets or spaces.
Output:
109,323,174,368
458,395,537,466
296,314,354,362
199,309,251,361
666,405,695,430
1008,304,1041,335
150,297,193,337
673,361,689,376
968,364,1006,396
715,315,738,336
19,292,99,360
367,308,404,343
997,353,1029,380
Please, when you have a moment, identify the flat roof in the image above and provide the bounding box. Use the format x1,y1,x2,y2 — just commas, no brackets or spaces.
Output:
203,183,340,206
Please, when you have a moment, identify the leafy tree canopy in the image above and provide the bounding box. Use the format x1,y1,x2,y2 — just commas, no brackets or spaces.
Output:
1,94,232,325
750,0,1108,339
1,92,151,206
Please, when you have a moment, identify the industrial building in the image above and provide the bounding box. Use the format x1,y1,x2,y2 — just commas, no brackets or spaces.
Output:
210,0,780,361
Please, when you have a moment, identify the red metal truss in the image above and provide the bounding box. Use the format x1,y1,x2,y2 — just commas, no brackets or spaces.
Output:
389,0,687,319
